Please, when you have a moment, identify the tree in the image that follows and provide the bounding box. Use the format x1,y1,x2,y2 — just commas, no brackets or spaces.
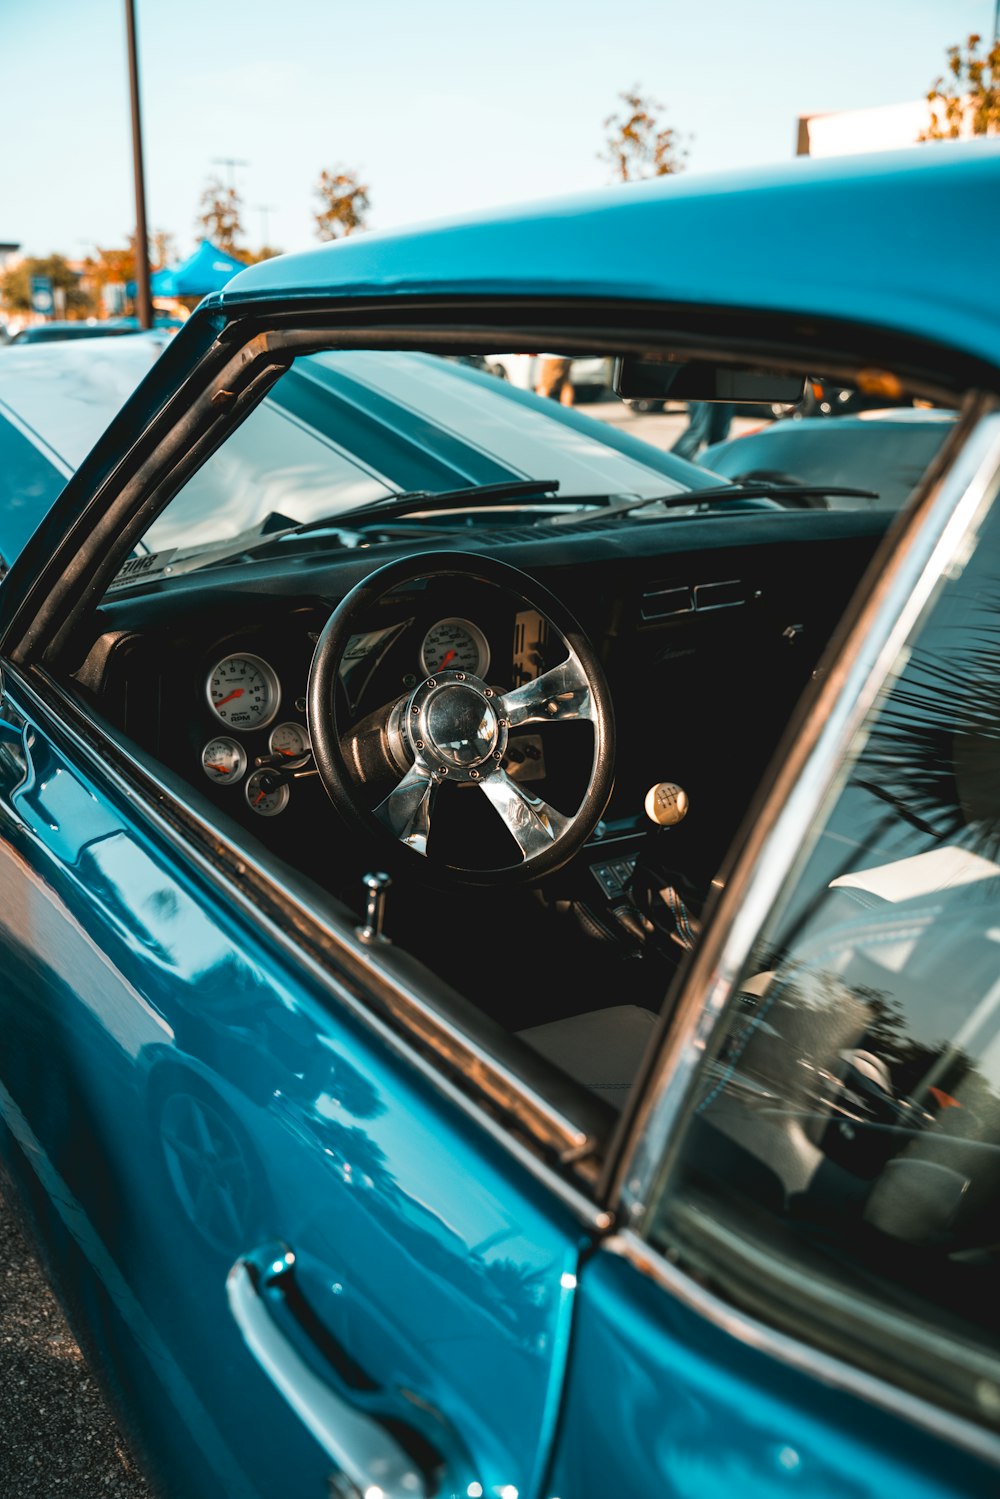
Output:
150,230,176,271
197,176,245,254
240,243,283,266
0,254,93,317
599,86,689,182
85,241,137,293
313,167,370,241
920,32,1000,140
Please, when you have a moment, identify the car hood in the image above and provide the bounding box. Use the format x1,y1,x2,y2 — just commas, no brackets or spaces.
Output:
0,332,173,565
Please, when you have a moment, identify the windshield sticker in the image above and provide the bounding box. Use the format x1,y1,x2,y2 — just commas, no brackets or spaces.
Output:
108,550,177,589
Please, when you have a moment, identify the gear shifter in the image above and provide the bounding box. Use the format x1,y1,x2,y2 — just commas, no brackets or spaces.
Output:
643,780,690,828
628,781,703,956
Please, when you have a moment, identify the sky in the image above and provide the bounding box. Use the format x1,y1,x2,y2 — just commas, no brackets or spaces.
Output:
2,0,996,264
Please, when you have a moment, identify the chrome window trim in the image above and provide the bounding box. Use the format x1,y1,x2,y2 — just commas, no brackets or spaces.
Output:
2,661,612,1233
613,399,1000,1223
607,1229,1000,1472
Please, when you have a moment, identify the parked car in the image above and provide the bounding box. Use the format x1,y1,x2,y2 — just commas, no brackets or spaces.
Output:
1,142,1000,1499
8,319,139,344
699,406,959,510
481,352,613,400
8,316,180,345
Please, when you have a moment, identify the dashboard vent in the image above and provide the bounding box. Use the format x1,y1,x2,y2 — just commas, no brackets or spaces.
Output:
640,585,694,621
642,578,746,621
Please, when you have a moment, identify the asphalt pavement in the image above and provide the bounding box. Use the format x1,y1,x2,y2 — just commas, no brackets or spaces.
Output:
0,1192,153,1498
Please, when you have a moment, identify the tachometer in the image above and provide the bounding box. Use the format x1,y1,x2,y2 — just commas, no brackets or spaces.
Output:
207,653,280,731
419,617,490,678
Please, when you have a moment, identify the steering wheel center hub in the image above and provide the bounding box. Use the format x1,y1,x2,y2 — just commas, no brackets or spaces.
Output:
407,672,508,781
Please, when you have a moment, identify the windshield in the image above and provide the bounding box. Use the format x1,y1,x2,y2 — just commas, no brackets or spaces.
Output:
135,348,941,567
142,350,719,557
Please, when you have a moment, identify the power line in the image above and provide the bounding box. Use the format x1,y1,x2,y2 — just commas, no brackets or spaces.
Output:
212,157,250,189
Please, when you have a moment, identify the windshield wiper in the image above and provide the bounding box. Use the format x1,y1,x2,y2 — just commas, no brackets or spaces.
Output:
553,480,880,522
268,478,564,536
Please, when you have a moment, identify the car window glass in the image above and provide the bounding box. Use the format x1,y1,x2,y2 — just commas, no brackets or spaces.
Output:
138,350,708,558
648,466,1000,1429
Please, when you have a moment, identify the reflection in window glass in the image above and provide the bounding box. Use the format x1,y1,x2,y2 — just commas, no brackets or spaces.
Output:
652,471,1000,1427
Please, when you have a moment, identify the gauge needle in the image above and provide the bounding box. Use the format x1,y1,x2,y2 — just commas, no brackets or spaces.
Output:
206,763,229,774
215,688,244,707
438,649,457,671
254,789,267,806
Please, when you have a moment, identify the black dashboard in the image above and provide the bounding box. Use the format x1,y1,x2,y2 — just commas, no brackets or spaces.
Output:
72,509,892,914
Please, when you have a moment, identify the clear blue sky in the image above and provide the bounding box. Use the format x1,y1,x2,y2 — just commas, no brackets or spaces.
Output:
2,0,995,262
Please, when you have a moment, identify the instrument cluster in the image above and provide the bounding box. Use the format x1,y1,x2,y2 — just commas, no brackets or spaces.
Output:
199,649,313,818
197,608,551,817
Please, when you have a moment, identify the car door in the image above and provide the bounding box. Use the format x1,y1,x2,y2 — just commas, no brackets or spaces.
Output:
0,306,613,1499
0,654,612,1499
543,414,1000,1497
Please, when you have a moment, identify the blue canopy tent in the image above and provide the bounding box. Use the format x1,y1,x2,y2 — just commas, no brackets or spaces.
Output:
151,239,246,298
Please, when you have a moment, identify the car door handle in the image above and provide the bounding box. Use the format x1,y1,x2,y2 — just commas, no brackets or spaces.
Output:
227,1242,429,1499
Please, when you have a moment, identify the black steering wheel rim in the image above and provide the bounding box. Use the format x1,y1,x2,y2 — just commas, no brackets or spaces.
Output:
306,551,615,886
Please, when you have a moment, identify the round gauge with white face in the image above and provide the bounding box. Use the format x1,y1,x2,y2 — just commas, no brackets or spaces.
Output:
245,769,290,817
207,653,280,731
269,721,311,768
419,618,490,678
201,736,247,785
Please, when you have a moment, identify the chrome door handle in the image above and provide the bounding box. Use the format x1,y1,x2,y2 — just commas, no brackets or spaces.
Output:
227,1242,428,1499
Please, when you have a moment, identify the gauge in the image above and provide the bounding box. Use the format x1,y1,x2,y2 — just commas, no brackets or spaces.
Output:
419,618,490,678
201,736,247,785
207,653,280,731
245,769,290,817
269,721,311,768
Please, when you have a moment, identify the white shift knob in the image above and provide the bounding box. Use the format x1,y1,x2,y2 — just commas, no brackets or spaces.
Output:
644,781,689,827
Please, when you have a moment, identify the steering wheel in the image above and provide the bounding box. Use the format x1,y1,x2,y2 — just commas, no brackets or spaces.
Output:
307,552,615,885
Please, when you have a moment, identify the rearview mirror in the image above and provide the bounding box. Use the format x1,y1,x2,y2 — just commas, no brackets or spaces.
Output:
613,355,807,405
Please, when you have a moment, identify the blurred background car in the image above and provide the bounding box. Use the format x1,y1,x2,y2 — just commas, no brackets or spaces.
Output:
479,352,614,402
8,319,139,344
9,315,182,344
698,406,957,510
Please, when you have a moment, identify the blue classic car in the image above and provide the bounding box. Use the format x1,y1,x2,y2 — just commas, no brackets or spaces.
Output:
2,141,1000,1499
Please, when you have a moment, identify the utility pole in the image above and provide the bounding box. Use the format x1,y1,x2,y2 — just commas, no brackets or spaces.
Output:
213,157,250,188
124,0,152,329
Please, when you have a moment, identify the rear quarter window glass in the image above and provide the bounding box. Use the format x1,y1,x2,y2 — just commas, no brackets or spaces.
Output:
650,466,1000,1432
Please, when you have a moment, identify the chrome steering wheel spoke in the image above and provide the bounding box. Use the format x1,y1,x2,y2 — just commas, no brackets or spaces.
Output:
308,552,614,882
373,762,436,855
478,767,572,859
498,657,593,727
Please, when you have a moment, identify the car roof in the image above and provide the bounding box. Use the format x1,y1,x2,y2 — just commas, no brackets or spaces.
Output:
0,331,172,471
219,142,1000,370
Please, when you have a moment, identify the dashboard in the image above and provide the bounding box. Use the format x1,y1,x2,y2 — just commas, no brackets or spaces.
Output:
192,606,556,824
75,511,893,915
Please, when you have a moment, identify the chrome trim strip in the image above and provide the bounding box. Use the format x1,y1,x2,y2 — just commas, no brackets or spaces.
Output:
613,401,1000,1222
2,662,611,1231
607,1229,1000,1471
